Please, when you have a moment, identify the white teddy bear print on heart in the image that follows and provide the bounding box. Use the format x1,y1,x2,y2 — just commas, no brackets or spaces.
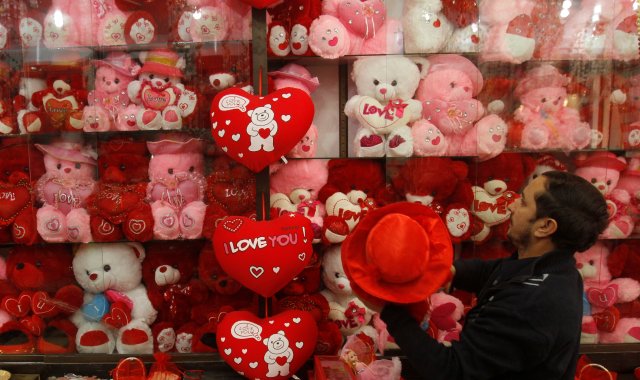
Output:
247,105,279,152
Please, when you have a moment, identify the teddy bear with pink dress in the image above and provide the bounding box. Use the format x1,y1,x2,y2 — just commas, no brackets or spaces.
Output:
35,139,97,243
308,0,403,59
511,64,591,152
127,50,198,130
82,53,141,132
147,137,207,240
411,54,507,161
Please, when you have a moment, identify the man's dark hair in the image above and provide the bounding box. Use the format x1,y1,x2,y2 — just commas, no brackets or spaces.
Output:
536,171,609,253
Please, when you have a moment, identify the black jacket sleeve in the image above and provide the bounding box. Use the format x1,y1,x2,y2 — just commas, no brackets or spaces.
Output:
381,298,549,380
452,258,501,294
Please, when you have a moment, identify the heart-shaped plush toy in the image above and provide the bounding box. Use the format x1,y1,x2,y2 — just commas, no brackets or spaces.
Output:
236,0,281,8
337,0,386,38
216,310,318,380
2,292,32,318
210,87,314,173
0,180,31,226
81,293,110,322
471,187,518,226
213,214,313,298
587,284,619,309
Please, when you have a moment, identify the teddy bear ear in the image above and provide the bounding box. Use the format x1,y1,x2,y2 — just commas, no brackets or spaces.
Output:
411,57,430,79
176,57,186,71
126,242,146,262
451,161,468,180
138,51,148,64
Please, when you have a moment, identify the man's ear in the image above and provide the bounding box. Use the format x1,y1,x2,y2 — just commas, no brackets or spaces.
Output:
534,217,557,238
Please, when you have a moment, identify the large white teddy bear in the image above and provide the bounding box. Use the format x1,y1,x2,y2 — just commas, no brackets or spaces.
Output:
71,242,157,354
345,55,426,157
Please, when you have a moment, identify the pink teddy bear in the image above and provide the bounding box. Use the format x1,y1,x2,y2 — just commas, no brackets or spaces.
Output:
82,53,141,132
35,140,97,243
308,0,403,59
127,49,198,130
411,54,507,161
421,292,464,346
575,242,640,344
478,0,536,63
269,63,320,158
147,137,207,240
512,64,591,151
270,159,329,244
548,0,638,61
575,152,634,239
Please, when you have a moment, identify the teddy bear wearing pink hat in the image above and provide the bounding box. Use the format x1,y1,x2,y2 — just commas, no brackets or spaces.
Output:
35,139,97,243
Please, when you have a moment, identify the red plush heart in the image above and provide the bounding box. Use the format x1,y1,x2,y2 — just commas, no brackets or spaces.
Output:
96,189,142,220
31,291,58,318
587,284,619,309
593,306,620,332
103,302,132,329
213,214,313,297
20,315,44,336
44,97,74,123
210,87,314,173
0,180,31,226
2,292,32,318
236,0,281,8
216,310,318,380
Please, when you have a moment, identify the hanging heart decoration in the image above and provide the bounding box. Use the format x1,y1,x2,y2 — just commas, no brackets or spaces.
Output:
236,0,282,9
213,214,313,298
210,87,314,172
216,310,318,380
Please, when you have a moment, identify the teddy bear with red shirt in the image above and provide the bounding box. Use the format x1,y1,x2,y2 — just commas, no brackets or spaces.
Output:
0,141,45,245
470,153,536,245
412,54,507,161
575,242,640,344
267,0,321,57
270,159,328,244
391,157,474,243
0,244,83,354
308,0,402,58
82,53,141,132
19,64,87,133
142,241,209,353
127,50,198,131
86,138,154,242
202,154,256,240
35,139,97,243
318,159,392,244
14,64,47,134
575,152,634,239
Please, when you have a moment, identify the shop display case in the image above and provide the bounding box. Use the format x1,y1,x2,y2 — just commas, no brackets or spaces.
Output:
0,0,640,378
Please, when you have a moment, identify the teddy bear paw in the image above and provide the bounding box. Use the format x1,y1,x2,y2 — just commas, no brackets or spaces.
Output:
123,206,154,242
179,201,207,239
137,109,162,130
322,216,350,244
66,209,93,243
77,324,115,354
20,111,42,133
444,207,471,240
624,327,640,343
474,115,507,159
116,105,140,131
117,321,153,354
570,124,592,150
386,127,413,157
354,129,385,157
411,120,448,156
82,106,112,132
521,124,550,150
602,218,634,239
162,106,183,130
152,203,181,240
90,216,124,242
36,206,67,243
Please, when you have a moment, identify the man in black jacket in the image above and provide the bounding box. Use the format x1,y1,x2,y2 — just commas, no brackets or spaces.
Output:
381,171,609,380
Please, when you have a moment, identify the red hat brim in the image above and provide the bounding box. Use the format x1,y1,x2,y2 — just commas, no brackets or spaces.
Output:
268,70,320,93
140,62,183,78
342,202,453,305
575,153,627,172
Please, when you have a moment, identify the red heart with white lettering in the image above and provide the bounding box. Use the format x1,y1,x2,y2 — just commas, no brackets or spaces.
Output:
236,0,281,8
44,97,74,123
356,97,414,135
2,292,32,318
210,87,314,173
103,302,132,329
0,180,31,226
593,306,620,332
587,284,619,308
216,310,318,380
31,291,57,318
213,214,313,297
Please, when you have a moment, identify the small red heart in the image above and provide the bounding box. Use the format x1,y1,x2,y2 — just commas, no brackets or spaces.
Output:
2,292,32,318
258,128,271,139
587,284,618,308
103,302,131,329
593,307,620,332
360,134,384,147
44,98,74,123
434,19,441,28
20,315,44,336
471,34,480,44
31,291,58,317
275,356,288,366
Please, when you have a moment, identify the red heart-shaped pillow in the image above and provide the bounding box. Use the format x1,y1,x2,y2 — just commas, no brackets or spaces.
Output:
210,87,314,173
103,301,132,329
0,180,31,226
216,310,318,380
213,214,313,297
20,315,44,336
236,0,281,8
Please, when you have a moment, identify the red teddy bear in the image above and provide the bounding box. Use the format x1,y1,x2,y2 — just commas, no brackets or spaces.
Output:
86,138,154,242
0,140,45,245
391,157,474,242
0,245,83,354
142,241,209,353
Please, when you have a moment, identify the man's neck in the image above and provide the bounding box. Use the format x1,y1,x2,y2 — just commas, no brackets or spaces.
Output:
517,239,557,259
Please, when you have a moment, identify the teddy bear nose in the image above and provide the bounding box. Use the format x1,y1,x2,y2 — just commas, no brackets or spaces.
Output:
16,263,24,270
576,263,583,269
106,81,112,86
494,187,502,193
298,194,305,200
598,185,605,190
379,88,387,94
89,273,98,281
464,86,470,92
213,79,221,87
338,284,345,289
64,168,71,173
159,266,168,273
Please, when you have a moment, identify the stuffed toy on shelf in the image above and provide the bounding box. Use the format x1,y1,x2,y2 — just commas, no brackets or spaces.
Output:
14,63,47,135
346,56,425,158
42,0,94,48
267,0,321,57
35,139,97,243
89,0,162,46
173,0,252,43
412,54,507,161
0,62,15,134
478,0,536,64
616,156,640,235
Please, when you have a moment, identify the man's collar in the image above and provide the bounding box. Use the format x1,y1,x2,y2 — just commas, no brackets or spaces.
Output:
501,249,576,279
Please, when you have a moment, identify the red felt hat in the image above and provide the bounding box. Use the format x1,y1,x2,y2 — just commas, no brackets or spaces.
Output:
574,152,627,172
342,202,453,305
140,49,184,78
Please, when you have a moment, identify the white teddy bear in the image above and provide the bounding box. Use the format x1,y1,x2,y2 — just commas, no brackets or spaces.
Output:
71,242,157,354
263,330,294,377
320,245,378,345
345,56,427,157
